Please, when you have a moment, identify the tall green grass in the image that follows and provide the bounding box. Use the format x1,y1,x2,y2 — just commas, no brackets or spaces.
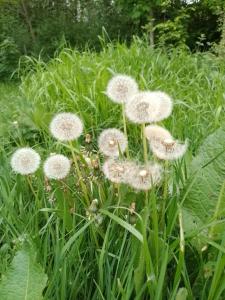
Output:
1,39,225,299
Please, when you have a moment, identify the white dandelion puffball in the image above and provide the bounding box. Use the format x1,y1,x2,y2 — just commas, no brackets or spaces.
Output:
106,74,138,104
98,128,128,157
44,154,71,179
102,159,135,184
150,138,188,160
125,91,161,124
11,148,41,175
126,162,162,191
144,125,173,142
151,91,173,121
50,112,83,142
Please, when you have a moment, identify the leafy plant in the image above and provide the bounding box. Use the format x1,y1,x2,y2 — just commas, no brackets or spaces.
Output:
183,127,225,239
0,247,47,300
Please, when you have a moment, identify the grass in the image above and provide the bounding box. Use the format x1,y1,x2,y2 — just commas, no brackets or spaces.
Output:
1,39,225,299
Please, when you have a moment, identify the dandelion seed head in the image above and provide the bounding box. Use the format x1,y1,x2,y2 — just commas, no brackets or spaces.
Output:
150,91,173,121
145,125,173,143
127,162,162,191
98,128,128,157
44,154,71,179
106,74,138,104
102,159,135,184
10,148,40,175
125,92,161,124
150,139,188,160
50,112,83,142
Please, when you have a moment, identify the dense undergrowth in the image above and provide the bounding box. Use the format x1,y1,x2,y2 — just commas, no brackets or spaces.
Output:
1,40,225,299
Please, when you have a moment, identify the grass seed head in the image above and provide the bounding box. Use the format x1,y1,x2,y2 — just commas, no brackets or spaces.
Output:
11,147,41,175
106,74,138,104
98,128,128,157
44,154,71,179
50,112,83,142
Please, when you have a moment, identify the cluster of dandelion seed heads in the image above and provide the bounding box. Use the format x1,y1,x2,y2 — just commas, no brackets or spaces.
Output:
50,112,83,142
98,128,128,157
44,154,71,179
102,158,162,190
145,125,187,160
106,74,138,104
11,148,41,175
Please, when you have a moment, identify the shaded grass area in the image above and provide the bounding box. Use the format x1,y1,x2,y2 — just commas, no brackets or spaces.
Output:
1,41,225,300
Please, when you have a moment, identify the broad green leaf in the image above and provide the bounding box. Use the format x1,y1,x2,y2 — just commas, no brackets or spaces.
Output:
0,248,47,300
183,127,225,237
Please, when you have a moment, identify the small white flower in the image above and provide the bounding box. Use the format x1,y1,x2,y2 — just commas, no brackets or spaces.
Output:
11,148,41,175
98,128,128,157
50,112,83,142
125,92,161,124
44,154,71,179
126,162,162,191
106,74,138,104
102,159,135,184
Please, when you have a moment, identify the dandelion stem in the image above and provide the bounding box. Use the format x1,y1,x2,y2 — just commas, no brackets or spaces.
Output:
142,123,148,163
160,160,169,230
69,141,89,205
122,103,130,158
26,175,37,199
178,207,185,253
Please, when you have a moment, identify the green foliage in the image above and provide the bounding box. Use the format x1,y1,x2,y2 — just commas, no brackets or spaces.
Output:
183,127,225,238
2,43,225,299
0,38,20,80
0,0,223,80
0,247,47,300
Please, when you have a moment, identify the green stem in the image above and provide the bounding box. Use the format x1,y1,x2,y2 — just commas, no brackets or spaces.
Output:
26,175,36,198
122,103,130,158
142,123,148,163
69,141,89,205
178,207,185,253
160,160,169,230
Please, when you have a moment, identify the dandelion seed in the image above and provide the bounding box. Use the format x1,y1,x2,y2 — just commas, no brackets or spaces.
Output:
98,128,128,157
102,159,135,184
44,154,71,179
50,112,83,142
125,92,161,124
126,162,162,191
11,147,41,175
150,138,188,160
106,74,138,104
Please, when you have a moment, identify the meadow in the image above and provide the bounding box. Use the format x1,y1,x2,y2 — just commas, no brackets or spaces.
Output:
1,39,225,299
